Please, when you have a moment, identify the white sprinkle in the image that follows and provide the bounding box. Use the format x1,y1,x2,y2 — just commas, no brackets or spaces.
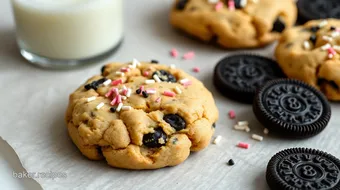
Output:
213,136,222,144
252,134,264,141
126,88,132,97
264,128,269,135
170,64,176,69
303,41,311,50
321,43,331,51
119,89,124,94
122,85,127,91
116,71,125,77
322,36,333,42
208,0,219,3
128,64,136,69
175,86,182,94
238,121,249,126
333,45,340,51
234,125,246,131
96,102,105,110
240,0,247,7
146,89,157,94
245,127,250,133
153,75,161,83
133,58,141,67
103,79,112,86
122,106,132,111
331,31,340,38
116,103,123,112
145,79,156,84
180,78,189,84
319,20,328,28
87,96,96,102
121,96,127,100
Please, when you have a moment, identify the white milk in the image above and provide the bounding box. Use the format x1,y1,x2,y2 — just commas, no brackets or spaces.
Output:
12,0,123,60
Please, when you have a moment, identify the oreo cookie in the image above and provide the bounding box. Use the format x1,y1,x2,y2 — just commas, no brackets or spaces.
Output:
253,79,331,138
297,0,340,23
213,54,285,104
266,148,340,190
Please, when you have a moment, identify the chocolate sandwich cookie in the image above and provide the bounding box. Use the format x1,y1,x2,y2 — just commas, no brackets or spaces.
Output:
297,0,340,23
213,54,285,104
266,148,340,190
253,79,331,138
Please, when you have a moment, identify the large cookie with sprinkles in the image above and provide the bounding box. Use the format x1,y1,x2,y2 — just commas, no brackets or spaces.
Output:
275,19,340,101
170,0,297,48
65,60,219,169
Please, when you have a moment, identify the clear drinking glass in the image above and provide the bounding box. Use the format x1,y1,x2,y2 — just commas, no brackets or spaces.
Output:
11,0,123,69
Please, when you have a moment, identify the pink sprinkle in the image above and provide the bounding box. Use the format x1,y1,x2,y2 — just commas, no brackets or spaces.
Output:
238,142,250,149
328,47,337,58
139,86,145,93
122,89,128,96
183,81,192,87
336,28,340,32
105,88,114,97
120,67,130,72
170,48,178,58
183,51,195,60
155,97,161,103
110,96,118,105
228,0,235,11
215,2,223,11
143,71,150,77
163,91,176,97
146,88,157,94
111,79,123,86
116,95,122,104
113,88,119,96
193,67,200,73
228,110,236,119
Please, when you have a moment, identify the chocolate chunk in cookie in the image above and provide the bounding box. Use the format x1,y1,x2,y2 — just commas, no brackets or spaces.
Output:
297,0,340,23
253,79,331,138
310,25,320,32
84,78,107,91
272,17,286,33
214,54,285,104
152,70,177,83
143,128,168,148
234,0,247,9
266,148,340,190
176,0,189,10
164,114,186,131
309,34,317,45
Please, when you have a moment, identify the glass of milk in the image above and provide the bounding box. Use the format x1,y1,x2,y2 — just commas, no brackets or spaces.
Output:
11,0,123,69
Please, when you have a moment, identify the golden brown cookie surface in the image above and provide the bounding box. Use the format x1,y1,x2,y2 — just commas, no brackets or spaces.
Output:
65,61,219,169
275,19,340,101
170,0,297,48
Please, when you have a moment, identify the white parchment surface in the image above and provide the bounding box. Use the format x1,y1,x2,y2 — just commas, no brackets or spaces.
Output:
1,0,339,189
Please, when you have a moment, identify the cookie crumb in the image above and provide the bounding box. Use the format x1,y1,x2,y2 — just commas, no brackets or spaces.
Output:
237,142,249,149
170,48,178,58
252,134,263,141
96,102,105,110
87,96,96,102
213,135,222,144
264,128,269,135
183,51,195,60
193,67,200,73
227,159,235,166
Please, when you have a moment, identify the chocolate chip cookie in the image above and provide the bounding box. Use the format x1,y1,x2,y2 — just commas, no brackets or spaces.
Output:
170,0,297,48
65,60,219,169
275,19,340,101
